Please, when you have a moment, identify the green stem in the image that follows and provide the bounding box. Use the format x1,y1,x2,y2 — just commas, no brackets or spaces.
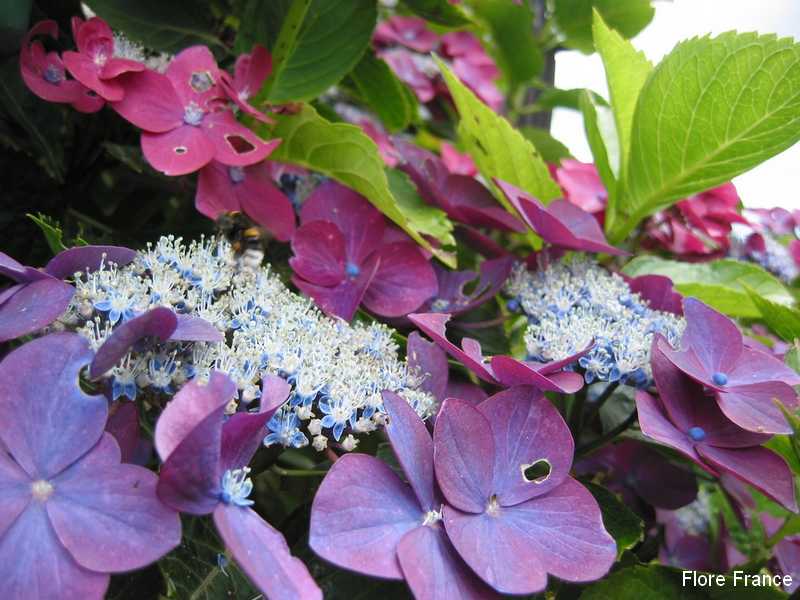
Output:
569,390,586,437
269,466,328,478
582,382,620,424
766,516,796,548
576,410,637,457
66,208,115,235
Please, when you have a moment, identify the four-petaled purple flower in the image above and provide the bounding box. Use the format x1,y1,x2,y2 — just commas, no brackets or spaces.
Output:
0,334,181,599
154,371,321,600
636,337,797,512
657,298,800,434
310,387,615,597
290,180,437,320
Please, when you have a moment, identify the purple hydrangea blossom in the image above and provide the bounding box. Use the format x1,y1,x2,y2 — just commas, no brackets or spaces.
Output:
635,339,797,512
420,256,513,316
310,387,615,596
154,372,321,599
0,333,181,600
657,298,800,434
290,180,438,320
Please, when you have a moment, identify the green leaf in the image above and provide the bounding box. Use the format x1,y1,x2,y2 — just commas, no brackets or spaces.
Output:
519,127,573,163
535,87,607,111
623,256,795,318
554,0,655,54
580,90,619,194
346,51,417,132
159,516,259,599
610,32,800,243
435,56,561,214
233,0,287,54
399,0,472,27
579,565,694,600
471,0,543,89
386,168,455,247
261,104,455,266
583,482,644,555
257,0,376,103
787,346,800,375
744,286,800,342
26,213,66,254
85,0,221,53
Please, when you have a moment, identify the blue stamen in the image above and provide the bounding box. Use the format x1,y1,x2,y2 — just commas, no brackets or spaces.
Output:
711,372,728,386
688,426,706,442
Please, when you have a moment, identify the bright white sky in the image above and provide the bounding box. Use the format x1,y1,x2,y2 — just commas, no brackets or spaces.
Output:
551,0,800,210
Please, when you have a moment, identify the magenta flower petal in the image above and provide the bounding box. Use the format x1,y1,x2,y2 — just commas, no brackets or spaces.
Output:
214,504,321,600
374,16,438,53
89,307,178,378
219,411,273,475
363,242,437,317
681,298,743,376
634,391,703,465
202,111,280,167
62,51,124,101
293,256,379,321
0,504,110,600
477,387,574,505
309,454,421,579
441,176,526,232
0,334,107,478
555,160,607,214
235,169,296,242
696,445,797,512
407,331,448,403
714,381,798,435
195,162,239,217
20,21,86,106
495,179,626,255
170,313,224,342
423,256,514,316
442,477,615,595
165,45,223,106
101,57,145,80
383,391,438,511
110,70,183,132
300,182,386,263
433,399,494,513
47,460,181,572
44,245,135,279
0,278,74,342
290,221,347,286
409,313,497,384
627,274,683,316
105,402,140,464
397,525,499,600
445,381,487,406
728,347,800,387
233,45,272,100
141,125,216,176
490,356,585,394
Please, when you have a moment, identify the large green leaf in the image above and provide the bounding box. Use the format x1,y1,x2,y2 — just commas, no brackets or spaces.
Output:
583,482,643,555
471,0,543,90
256,0,376,103
623,256,795,318
535,87,607,111
745,287,800,342
346,51,418,133
386,168,455,247
580,90,618,195
261,105,455,266
519,127,573,163
553,0,655,54
233,0,287,54
435,56,561,215
85,0,221,53
610,32,800,243
399,0,472,27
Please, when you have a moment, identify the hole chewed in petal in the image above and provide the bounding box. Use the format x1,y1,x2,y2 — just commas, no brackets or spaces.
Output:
174,146,188,155
190,71,215,93
225,134,256,155
522,458,551,484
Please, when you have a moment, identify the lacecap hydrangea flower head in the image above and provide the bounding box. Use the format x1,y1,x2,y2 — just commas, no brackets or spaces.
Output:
61,235,437,451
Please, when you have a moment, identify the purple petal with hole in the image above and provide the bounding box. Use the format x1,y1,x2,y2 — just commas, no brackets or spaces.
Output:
290,221,347,286
409,313,497,384
170,314,223,342
495,179,626,255
634,391,704,466
141,125,216,176
477,387,573,505
105,402,140,463
214,504,321,600
203,111,281,168
363,242,437,317
383,391,437,511
90,307,177,378
0,450,30,538
300,181,386,264
397,525,499,600
309,454,421,579
155,373,234,514
433,399,494,513
489,356,585,393
627,274,683,315
650,340,770,447
715,382,797,435
443,478,615,595
110,69,182,132
48,460,181,572
0,333,106,479
0,278,74,342
407,331,448,403
44,245,136,279
0,503,109,600
696,445,797,512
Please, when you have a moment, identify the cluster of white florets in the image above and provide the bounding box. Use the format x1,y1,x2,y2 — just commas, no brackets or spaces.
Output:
60,235,435,450
505,257,685,387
